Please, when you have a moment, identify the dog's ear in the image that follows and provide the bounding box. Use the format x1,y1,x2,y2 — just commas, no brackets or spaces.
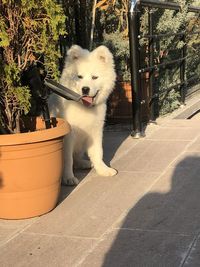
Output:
92,45,113,64
67,45,87,61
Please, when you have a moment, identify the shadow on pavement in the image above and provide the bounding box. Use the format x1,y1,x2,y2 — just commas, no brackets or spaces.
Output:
102,156,200,266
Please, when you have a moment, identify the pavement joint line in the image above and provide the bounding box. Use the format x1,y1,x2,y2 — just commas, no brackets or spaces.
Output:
160,124,200,127
19,231,100,240
167,131,200,169
111,227,194,237
60,173,99,197
179,232,200,267
111,140,140,164
184,150,200,153
74,228,113,267
118,170,161,174
112,141,150,165
0,219,39,249
143,138,197,142
151,125,199,129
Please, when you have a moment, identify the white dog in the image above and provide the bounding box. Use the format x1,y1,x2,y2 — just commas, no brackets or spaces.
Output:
49,45,117,185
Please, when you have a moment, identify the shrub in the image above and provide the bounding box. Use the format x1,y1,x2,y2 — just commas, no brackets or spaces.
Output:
0,0,66,133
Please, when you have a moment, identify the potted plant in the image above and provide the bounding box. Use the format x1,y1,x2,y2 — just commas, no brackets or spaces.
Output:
0,0,70,219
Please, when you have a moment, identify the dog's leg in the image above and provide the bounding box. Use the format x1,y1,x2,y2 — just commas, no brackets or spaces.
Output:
87,132,117,177
73,144,93,169
74,157,93,169
62,133,79,186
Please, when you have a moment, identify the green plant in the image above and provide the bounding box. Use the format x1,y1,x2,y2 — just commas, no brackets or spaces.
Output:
96,0,129,34
103,32,130,81
139,0,200,115
0,0,66,133
95,0,130,81
159,89,181,116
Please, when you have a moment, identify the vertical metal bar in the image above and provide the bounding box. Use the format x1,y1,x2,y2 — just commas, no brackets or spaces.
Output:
89,0,97,50
79,0,89,48
23,65,52,129
74,0,82,46
180,33,186,105
148,9,156,121
42,101,52,129
128,0,143,138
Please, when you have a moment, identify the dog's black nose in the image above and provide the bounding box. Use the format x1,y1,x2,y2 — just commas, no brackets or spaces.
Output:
82,86,90,95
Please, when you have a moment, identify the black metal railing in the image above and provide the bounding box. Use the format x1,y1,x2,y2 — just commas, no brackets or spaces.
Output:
128,0,200,137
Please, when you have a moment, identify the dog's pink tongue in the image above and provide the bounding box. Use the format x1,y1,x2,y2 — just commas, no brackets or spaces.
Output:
82,96,93,107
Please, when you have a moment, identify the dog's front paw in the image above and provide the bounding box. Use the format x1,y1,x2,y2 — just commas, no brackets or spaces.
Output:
96,166,118,177
62,176,79,186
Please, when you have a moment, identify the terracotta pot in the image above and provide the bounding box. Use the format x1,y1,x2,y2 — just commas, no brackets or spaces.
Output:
0,117,70,219
107,81,132,121
107,75,150,123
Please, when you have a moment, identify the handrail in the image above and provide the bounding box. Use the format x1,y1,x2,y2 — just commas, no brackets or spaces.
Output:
139,31,200,40
139,57,187,73
128,0,200,137
139,0,200,13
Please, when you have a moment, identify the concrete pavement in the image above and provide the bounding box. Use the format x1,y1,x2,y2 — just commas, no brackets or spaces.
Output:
1,95,200,266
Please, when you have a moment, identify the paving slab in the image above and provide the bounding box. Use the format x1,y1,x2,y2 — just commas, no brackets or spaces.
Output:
116,163,200,235
1,95,200,266
0,228,22,247
0,217,38,246
171,151,200,168
113,139,189,172
147,126,200,140
80,229,193,267
24,171,160,238
103,132,139,163
163,118,200,128
187,136,200,152
0,232,96,267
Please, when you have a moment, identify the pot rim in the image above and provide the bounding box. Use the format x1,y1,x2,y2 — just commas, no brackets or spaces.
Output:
0,117,71,146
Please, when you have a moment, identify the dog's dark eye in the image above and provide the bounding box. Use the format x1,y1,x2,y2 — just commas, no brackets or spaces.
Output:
77,75,83,79
92,75,98,80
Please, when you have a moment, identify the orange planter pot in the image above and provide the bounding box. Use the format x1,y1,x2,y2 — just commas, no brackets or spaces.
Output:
0,117,70,219
107,81,132,121
107,75,150,123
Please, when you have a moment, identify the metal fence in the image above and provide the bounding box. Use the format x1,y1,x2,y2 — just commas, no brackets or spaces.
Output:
128,0,200,137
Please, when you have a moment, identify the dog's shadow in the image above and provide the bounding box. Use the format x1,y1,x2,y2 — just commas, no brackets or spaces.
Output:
58,169,91,203
103,124,131,165
58,124,131,204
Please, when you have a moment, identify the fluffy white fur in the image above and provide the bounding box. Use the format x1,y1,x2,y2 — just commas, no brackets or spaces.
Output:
49,45,117,185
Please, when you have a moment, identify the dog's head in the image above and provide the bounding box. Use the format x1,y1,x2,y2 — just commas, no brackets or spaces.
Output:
60,45,116,107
